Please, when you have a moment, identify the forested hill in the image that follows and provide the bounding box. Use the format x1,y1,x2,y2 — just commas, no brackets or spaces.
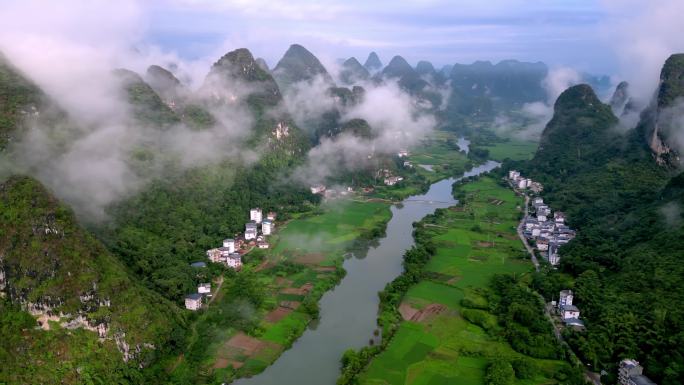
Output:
272,43,334,90
203,47,311,157
638,53,684,167
518,65,684,383
0,176,185,384
0,55,70,150
525,84,666,227
104,48,316,303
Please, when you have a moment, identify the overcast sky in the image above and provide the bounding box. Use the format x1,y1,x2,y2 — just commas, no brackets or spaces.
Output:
144,0,612,72
2,0,684,91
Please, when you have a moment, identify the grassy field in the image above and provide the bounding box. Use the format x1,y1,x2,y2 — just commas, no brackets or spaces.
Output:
408,130,471,182
480,138,538,161
273,200,391,264
358,177,568,385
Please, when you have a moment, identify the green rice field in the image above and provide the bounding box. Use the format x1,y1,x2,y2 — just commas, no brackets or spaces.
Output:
481,138,538,161
358,177,568,385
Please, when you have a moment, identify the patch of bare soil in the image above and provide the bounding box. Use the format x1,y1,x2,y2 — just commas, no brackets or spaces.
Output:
399,302,420,321
411,304,447,323
227,332,262,355
213,358,230,369
280,282,313,296
476,241,495,248
213,333,282,371
294,253,326,265
265,307,293,323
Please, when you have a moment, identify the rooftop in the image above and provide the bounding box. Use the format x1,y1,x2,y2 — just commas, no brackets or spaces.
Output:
630,375,657,385
186,293,203,300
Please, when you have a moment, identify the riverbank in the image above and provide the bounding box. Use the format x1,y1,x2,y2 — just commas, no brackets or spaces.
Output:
230,162,500,385
165,200,392,384
168,131,482,384
346,176,573,384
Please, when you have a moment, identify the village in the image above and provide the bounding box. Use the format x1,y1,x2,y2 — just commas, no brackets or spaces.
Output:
184,208,277,311
508,170,658,385
508,170,576,266
308,149,414,199
507,170,585,327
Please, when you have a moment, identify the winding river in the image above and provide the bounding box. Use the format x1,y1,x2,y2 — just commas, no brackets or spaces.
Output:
234,156,499,385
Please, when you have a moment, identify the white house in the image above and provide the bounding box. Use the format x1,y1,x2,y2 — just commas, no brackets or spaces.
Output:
198,283,211,294
517,178,530,189
206,248,222,263
618,359,657,385
185,293,203,311
532,228,541,237
226,253,242,269
310,185,326,194
537,214,547,222
403,161,413,168
533,197,544,205
250,208,263,224
554,212,566,224
508,170,521,180
267,211,277,221
558,290,573,309
384,176,404,186
262,220,273,235
561,304,580,320
537,239,549,251
397,149,409,157
222,239,236,253
257,241,269,249
245,221,258,240
530,182,544,193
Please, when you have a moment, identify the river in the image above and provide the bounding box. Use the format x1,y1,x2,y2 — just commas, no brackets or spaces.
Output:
233,159,500,385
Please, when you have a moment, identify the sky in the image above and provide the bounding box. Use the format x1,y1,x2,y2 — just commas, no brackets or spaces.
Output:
2,0,684,93
145,0,611,72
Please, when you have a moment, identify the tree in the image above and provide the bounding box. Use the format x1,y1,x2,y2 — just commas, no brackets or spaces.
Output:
485,359,515,385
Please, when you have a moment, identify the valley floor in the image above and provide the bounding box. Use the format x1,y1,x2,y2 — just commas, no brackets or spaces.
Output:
356,177,571,385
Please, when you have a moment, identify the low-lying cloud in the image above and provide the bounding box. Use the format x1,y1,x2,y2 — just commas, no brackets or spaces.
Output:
0,1,268,220
290,79,435,184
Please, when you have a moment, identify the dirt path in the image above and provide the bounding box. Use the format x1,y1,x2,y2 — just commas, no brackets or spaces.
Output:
208,275,225,305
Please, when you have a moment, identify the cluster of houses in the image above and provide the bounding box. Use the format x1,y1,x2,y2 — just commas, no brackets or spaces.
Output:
552,289,585,329
618,359,657,385
184,208,277,311
523,196,576,265
310,184,355,200
508,170,543,193
509,170,576,266
377,168,404,186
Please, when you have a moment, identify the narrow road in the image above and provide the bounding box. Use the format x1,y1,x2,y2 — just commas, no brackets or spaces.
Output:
516,191,600,385
207,275,224,305
516,194,539,271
